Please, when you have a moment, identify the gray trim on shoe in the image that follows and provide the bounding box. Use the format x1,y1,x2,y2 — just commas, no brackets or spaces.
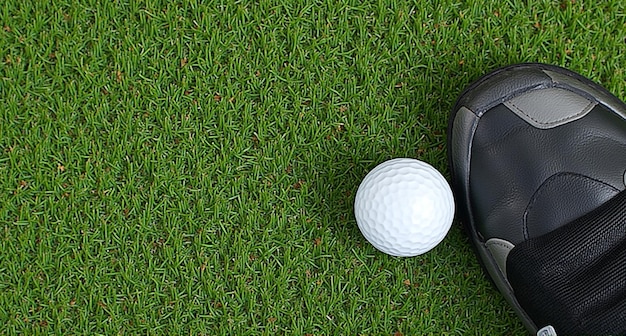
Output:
503,87,596,129
544,69,626,120
470,221,538,333
485,238,515,278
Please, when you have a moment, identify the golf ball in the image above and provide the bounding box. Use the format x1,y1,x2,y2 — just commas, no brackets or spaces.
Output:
354,158,455,257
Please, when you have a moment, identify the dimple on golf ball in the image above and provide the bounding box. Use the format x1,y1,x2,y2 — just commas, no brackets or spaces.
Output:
354,158,455,257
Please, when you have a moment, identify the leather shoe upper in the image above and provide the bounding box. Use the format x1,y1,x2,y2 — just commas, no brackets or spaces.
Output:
449,64,626,245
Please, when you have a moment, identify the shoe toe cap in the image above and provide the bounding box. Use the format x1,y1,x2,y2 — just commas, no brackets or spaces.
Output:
449,64,626,244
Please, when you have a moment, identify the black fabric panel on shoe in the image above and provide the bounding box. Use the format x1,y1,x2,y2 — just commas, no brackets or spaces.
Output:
507,190,626,335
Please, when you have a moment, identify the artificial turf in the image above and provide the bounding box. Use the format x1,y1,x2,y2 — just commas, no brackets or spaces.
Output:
1,0,625,334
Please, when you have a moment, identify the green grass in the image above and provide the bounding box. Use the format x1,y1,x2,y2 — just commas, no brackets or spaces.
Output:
1,0,625,334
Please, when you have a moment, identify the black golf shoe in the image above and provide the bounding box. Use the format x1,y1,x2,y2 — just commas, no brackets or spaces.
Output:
448,63,626,335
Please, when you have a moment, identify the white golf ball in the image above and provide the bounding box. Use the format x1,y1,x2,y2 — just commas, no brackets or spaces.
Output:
354,158,455,257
